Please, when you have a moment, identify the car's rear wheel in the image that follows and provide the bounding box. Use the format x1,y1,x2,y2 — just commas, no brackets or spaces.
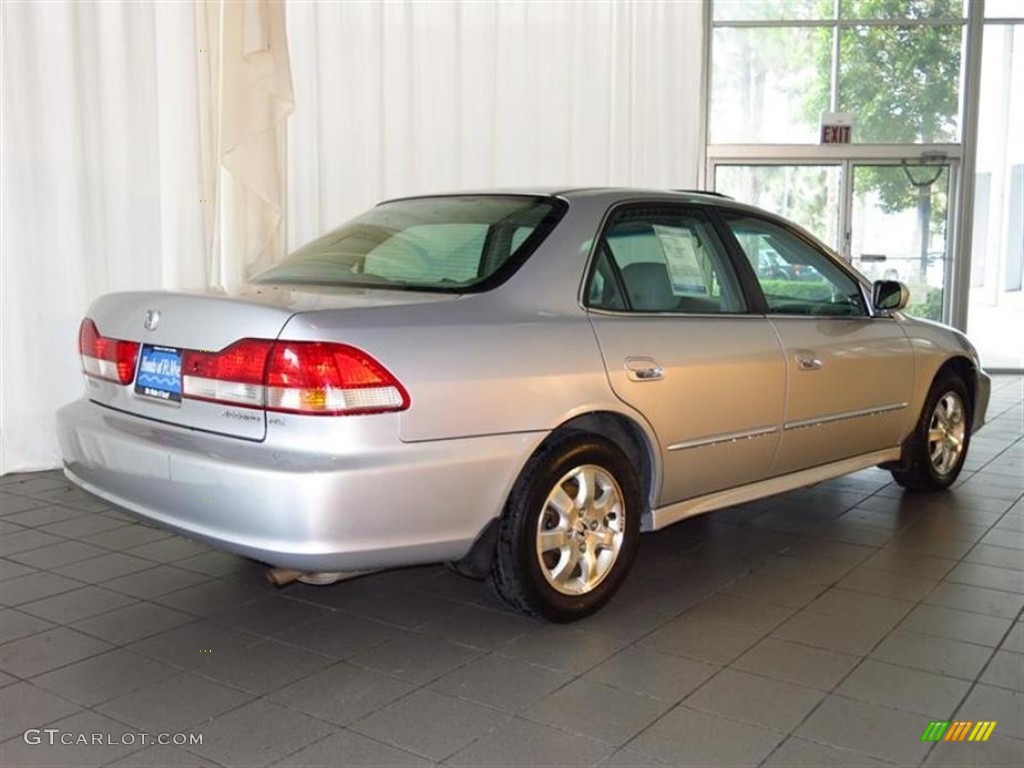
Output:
490,434,641,621
891,373,972,492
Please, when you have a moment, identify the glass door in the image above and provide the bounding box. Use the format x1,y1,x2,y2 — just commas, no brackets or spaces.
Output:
849,162,953,322
711,158,956,323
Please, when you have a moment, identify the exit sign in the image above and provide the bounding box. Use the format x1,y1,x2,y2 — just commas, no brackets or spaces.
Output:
820,112,853,144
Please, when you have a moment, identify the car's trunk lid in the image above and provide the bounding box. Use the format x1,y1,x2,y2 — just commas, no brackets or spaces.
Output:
81,288,453,440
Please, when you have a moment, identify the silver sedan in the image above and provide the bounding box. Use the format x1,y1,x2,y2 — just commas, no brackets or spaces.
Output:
58,189,990,620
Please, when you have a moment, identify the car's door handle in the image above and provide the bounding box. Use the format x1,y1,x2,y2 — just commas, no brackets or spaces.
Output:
624,358,665,382
797,355,824,371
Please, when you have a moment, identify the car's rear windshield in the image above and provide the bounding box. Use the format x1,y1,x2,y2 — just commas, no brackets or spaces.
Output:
253,195,567,292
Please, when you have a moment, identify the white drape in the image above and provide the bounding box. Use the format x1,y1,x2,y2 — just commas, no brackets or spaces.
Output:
285,0,706,249
1,0,208,473
195,0,294,293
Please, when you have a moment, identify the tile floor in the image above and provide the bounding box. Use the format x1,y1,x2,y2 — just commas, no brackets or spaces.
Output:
0,376,1021,767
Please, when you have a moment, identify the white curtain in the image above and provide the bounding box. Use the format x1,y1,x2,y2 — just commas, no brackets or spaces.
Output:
285,0,706,249
0,1,208,474
195,0,294,293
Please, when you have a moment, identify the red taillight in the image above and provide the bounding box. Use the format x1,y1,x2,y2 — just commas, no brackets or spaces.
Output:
78,319,139,385
180,339,408,415
265,342,409,415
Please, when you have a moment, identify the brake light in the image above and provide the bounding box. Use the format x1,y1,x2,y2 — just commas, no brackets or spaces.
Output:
78,319,139,384
180,339,408,415
265,341,409,415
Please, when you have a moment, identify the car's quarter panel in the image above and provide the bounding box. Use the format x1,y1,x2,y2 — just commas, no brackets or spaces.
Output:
589,315,786,505
768,316,915,475
57,398,543,570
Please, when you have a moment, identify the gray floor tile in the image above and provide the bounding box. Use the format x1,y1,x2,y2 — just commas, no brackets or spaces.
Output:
101,564,209,599
804,588,915,628
572,602,673,643
324,584,463,629
40,514,128,538
81,523,172,551
17,585,137,624
597,749,671,767
188,699,335,768
350,689,509,761
212,595,331,638
926,733,1024,767
274,610,399,660
836,659,971,716
126,536,212,563
268,661,414,726
956,684,1023,740
0,626,112,677
683,667,824,732
900,603,1013,648
627,706,784,767
796,695,936,764
3,504,86,528
980,649,1024,691
925,581,1024,619
639,616,762,664
197,637,333,695
96,671,253,732
731,636,860,690
499,625,626,674
448,717,614,767
53,552,157,583
523,678,672,746
0,681,81,741
871,630,995,680
107,744,214,767
418,604,541,650
151,578,267,617
0,571,84,606
0,708,146,767
683,594,796,634
70,601,195,645
274,730,431,767
717,572,828,609
838,566,938,601
763,737,894,767
772,610,892,656
0,607,55,644
583,646,718,702
126,619,259,670
348,632,484,685
967,543,1024,571
946,561,1024,594
7,539,107,569
0,491,46,516
0,558,37,582
863,548,958,579
1002,622,1024,653
31,648,176,706
429,652,575,713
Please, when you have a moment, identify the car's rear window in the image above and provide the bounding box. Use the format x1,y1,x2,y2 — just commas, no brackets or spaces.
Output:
253,195,566,292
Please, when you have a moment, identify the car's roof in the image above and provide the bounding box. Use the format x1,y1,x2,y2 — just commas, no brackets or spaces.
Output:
383,186,742,207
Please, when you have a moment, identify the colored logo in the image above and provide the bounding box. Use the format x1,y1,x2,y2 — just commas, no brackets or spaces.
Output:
921,721,997,742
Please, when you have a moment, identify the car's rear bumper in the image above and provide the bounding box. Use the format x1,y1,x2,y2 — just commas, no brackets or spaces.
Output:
57,399,540,572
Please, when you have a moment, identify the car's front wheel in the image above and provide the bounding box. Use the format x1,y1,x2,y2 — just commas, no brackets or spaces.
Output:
490,434,641,621
891,373,972,492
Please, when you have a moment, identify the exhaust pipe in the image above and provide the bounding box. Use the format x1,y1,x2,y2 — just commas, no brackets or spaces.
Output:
266,568,378,587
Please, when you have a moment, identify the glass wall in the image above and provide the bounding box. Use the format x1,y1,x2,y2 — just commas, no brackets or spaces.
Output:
967,16,1024,369
710,1,966,146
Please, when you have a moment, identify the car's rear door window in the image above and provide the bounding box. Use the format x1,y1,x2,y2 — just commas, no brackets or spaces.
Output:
587,206,747,314
719,213,868,317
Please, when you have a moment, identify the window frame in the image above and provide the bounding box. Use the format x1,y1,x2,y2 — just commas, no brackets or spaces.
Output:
711,206,878,319
581,201,756,317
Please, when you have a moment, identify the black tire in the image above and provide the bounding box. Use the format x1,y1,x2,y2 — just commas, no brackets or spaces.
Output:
489,434,642,622
891,373,972,493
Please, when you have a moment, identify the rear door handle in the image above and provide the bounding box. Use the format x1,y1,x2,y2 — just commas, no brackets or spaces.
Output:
625,357,664,382
797,355,824,371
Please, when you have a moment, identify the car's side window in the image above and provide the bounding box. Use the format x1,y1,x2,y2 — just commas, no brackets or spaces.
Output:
721,214,867,317
588,207,747,314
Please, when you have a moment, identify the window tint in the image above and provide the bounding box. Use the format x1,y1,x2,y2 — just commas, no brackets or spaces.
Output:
721,213,867,316
254,196,564,292
588,207,746,314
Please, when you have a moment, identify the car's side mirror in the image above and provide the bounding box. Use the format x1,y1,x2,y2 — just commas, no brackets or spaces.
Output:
872,280,910,312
